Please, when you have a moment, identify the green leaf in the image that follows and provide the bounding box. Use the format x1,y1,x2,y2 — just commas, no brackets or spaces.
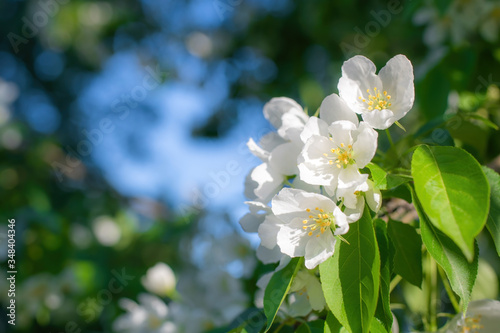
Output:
374,219,393,332
324,312,342,333
367,163,388,190
387,220,422,288
411,145,490,260
482,166,500,256
471,259,499,300
297,320,325,333
370,318,389,333
320,206,380,333
411,186,478,313
416,63,450,121
227,308,266,333
366,163,410,190
263,257,302,332
297,323,312,333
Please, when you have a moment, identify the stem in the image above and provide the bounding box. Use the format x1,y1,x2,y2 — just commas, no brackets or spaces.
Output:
389,275,403,293
274,321,287,333
385,128,394,148
427,254,438,332
437,266,460,313
283,179,294,188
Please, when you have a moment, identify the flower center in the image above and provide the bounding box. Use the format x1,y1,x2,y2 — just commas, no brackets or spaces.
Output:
323,142,354,169
302,207,335,237
359,87,392,111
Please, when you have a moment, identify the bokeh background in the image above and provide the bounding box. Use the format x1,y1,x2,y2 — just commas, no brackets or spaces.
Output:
1,0,500,332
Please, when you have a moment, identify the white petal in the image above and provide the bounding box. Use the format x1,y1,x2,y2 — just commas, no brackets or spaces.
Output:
361,109,395,130
338,56,383,114
259,132,287,152
244,163,283,203
365,180,382,212
298,136,339,186
245,201,271,214
328,120,357,147
271,188,304,218
286,293,312,317
338,166,368,189
304,232,336,269
263,97,307,130
268,142,300,176
300,117,329,144
304,275,326,311
323,184,337,197
292,178,321,194
239,212,264,233
258,215,282,249
320,93,359,126
256,244,283,264
378,54,415,121
352,122,378,168
247,138,270,162
333,207,350,234
278,112,309,144
344,197,365,223
277,219,309,258
337,187,359,209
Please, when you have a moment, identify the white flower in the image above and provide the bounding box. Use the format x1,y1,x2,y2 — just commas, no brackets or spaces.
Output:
257,214,289,264
336,179,382,223
298,120,377,194
141,263,176,297
271,188,349,269
239,201,271,233
441,299,500,333
289,270,326,313
113,293,176,333
244,97,309,203
255,269,325,317
338,55,414,129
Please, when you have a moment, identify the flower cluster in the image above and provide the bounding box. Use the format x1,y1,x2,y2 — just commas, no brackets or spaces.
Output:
241,54,414,275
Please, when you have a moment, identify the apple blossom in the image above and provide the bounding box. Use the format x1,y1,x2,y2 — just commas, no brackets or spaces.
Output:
298,120,377,194
270,188,349,269
141,263,176,297
338,54,414,129
255,270,325,317
113,293,176,333
335,179,382,222
244,97,309,203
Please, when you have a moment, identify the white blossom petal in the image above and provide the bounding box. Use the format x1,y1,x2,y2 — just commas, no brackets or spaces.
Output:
338,166,368,189
344,197,365,223
268,142,300,176
244,163,283,203
378,54,414,123
304,232,336,269
258,215,282,249
338,56,383,114
361,108,395,129
263,97,307,130
256,244,283,264
247,138,270,161
239,212,264,233
365,180,382,213
352,122,378,168
300,117,329,144
259,132,286,152
277,220,309,258
320,93,359,126
328,121,356,146
298,136,339,186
